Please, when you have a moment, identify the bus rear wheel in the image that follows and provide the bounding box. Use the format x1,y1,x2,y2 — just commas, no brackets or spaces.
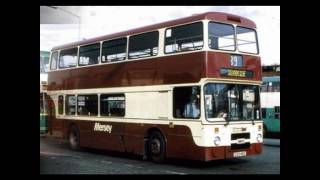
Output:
147,131,166,163
69,125,80,151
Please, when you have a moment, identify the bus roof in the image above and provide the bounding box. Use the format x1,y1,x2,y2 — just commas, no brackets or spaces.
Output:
51,12,256,51
262,76,280,82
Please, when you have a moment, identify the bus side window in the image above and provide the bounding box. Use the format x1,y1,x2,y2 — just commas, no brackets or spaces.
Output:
58,95,64,115
128,31,159,59
65,95,76,115
50,51,58,70
261,82,268,92
173,86,200,119
77,95,98,116
79,43,100,66
165,22,203,54
100,94,125,117
274,106,280,119
261,108,266,119
101,37,127,63
59,48,78,69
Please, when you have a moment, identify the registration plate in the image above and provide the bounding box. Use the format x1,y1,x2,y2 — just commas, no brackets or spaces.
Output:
233,151,247,157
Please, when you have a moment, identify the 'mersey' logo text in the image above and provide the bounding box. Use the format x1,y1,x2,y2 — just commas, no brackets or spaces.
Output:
94,123,112,133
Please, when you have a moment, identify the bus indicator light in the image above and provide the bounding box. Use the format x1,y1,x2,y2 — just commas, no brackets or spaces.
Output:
214,127,219,134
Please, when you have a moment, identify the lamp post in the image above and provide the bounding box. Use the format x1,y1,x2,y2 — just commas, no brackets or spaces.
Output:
48,6,81,40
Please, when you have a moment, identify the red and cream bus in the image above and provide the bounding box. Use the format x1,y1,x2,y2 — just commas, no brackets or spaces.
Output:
46,12,263,162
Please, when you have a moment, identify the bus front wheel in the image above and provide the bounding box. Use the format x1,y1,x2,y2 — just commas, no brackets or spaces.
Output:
147,131,166,163
69,125,80,151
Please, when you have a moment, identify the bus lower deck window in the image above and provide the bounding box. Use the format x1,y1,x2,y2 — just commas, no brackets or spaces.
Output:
173,86,200,119
58,95,64,115
100,94,125,117
65,95,76,115
77,95,98,116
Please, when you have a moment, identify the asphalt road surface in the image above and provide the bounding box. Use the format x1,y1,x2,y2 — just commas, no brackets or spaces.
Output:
40,137,280,174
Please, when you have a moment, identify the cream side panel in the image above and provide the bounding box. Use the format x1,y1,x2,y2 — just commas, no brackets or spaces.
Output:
126,92,159,119
157,91,169,119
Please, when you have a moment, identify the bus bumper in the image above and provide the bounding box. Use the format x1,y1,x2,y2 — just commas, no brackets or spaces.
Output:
202,143,263,161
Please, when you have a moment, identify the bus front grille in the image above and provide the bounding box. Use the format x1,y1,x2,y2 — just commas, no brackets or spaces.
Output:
231,142,251,150
231,133,250,140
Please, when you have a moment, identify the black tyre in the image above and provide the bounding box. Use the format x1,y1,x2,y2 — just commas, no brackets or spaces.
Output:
69,125,80,151
147,131,166,163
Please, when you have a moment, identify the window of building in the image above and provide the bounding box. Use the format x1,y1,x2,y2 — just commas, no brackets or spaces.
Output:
102,37,127,63
236,26,258,54
165,22,203,54
77,95,98,116
100,94,125,117
173,86,200,119
128,31,159,59
50,51,59,70
79,43,100,66
59,48,78,69
58,95,64,115
208,22,235,51
65,95,76,115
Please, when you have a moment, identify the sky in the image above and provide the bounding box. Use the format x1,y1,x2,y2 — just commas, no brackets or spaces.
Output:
40,6,280,65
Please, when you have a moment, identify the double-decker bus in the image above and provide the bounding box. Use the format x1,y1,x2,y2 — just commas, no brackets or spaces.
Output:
261,76,280,135
40,51,50,134
46,12,263,162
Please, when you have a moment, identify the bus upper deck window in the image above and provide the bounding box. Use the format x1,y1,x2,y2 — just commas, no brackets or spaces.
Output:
50,51,58,70
79,43,100,66
59,48,78,69
208,22,235,51
128,31,159,59
102,37,127,63
236,26,258,54
165,22,203,54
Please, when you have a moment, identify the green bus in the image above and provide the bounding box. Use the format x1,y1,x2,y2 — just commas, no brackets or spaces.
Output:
40,91,48,134
260,76,280,135
40,51,49,134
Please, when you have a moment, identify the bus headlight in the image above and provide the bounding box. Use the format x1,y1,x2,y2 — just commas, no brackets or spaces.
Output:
257,134,262,142
214,136,221,146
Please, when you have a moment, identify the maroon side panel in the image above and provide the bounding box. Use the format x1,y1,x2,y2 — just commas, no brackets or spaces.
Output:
48,52,207,91
60,119,262,161
48,51,261,91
